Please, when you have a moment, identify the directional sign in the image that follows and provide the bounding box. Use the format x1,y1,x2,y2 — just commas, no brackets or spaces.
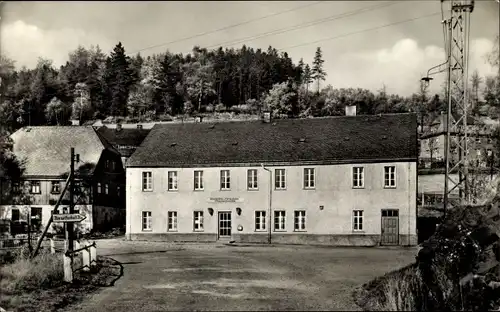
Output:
53,213,86,223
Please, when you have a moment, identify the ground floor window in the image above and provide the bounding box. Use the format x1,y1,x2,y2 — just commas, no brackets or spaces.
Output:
31,207,42,232
353,210,363,231
168,211,178,231
142,211,152,231
294,210,306,231
11,209,20,221
274,211,286,231
255,211,266,231
194,211,204,231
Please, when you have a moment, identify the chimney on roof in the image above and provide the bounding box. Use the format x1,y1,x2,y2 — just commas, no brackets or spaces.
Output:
71,119,80,126
262,111,271,123
116,123,122,131
345,105,356,116
137,124,143,130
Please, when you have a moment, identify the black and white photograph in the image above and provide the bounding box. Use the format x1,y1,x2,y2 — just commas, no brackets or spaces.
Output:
0,0,499,311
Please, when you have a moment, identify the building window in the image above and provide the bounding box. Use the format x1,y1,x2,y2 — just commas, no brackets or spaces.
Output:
274,211,286,231
104,183,109,194
142,172,152,191
384,166,396,188
105,160,110,169
247,169,258,190
111,161,116,170
168,211,178,231
255,211,266,231
353,210,363,231
11,209,20,221
488,138,493,144
194,211,204,231
488,149,493,157
353,167,364,188
476,149,482,157
51,181,61,194
303,168,315,189
97,182,102,194
220,170,230,190
275,169,286,190
476,138,481,144
11,181,20,193
168,171,178,191
30,181,41,194
117,185,121,197
142,211,152,231
194,170,204,190
294,210,306,231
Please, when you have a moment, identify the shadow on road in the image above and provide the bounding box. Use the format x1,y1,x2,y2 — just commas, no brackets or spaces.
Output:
103,249,184,257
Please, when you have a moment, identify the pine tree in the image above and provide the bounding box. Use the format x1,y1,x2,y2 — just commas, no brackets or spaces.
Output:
104,42,134,116
311,47,326,94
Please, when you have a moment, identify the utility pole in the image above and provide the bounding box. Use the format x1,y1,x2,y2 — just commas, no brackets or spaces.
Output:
67,148,75,252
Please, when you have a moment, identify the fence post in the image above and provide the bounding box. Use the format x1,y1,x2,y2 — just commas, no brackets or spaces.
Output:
50,238,55,254
81,240,90,272
90,241,97,269
63,240,73,283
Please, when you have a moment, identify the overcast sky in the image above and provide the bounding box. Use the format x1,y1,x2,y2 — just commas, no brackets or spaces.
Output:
1,1,498,96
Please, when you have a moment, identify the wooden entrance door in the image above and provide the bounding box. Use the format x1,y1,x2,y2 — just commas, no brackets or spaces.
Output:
218,212,232,240
381,209,399,245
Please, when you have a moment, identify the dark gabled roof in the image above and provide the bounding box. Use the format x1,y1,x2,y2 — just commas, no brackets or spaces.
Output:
10,126,118,177
127,114,417,167
96,126,151,157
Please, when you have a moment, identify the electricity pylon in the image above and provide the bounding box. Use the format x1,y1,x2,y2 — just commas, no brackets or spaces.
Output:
422,0,474,217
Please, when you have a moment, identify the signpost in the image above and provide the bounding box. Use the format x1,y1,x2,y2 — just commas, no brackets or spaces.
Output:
53,214,86,223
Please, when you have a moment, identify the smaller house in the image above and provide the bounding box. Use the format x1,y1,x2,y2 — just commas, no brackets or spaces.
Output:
0,126,126,234
96,124,151,165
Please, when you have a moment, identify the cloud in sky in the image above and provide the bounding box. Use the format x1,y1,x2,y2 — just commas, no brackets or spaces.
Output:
1,20,496,97
328,38,496,96
1,20,115,68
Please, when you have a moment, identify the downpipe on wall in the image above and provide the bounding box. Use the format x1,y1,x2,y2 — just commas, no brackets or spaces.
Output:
261,164,272,244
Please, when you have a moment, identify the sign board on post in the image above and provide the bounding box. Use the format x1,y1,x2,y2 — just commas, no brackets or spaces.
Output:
53,214,86,223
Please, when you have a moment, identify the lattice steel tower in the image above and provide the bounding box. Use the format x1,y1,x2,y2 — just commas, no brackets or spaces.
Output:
422,0,475,216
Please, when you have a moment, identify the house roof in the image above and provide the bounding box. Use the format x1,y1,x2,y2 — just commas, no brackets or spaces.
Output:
10,126,118,177
127,113,418,167
96,126,151,157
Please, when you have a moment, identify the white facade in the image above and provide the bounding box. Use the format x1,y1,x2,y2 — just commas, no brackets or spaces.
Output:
126,161,417,246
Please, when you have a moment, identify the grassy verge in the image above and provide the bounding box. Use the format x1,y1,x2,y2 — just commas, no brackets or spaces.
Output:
0,248,122,312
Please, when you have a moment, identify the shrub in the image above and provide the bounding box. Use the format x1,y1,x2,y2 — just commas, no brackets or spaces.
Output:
0,251,64,292
214,103,225,112
158,114,173,122
205,104,214,113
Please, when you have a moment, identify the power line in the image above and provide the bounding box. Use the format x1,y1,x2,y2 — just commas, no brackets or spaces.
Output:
277,11,441,51
127,1,325,55
192,1,398,53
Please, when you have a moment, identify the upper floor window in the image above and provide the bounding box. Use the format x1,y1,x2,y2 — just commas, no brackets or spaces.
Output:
255,211,266,231
247,169,258,190
117,185,121,197
275,169,286,190
111,161,116,170
30,181,41,194
142,172,152,191
384,166,396,188
194,170,204,190
168,171,178,191
105,160,110,169
51,181,61,194
220,170,230,190
303,168,315,189
104,183,109,195
11,181,20,193
353,167,364,188
97,182,102,194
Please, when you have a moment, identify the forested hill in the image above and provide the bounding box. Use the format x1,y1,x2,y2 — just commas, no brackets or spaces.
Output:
0,42,498,133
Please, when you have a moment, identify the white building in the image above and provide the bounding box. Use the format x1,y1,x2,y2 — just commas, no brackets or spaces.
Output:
125,110,418,246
